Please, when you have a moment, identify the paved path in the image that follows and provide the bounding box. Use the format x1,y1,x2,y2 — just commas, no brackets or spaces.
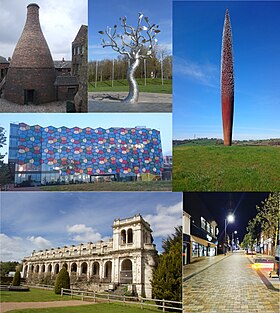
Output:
183,252,279,313
183,254,230,280
1,300,93,312
0,98,67,113
88,92,172,112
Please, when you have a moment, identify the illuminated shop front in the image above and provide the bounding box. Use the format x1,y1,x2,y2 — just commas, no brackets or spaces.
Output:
8,123,163,186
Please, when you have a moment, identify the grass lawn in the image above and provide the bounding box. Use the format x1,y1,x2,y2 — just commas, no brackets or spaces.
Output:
7,303,160,313
173,145,280,191
41,181,172,192
88,78,172,94
0,288,64,302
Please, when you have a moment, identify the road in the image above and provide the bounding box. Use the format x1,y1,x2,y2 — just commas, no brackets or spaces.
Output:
183,252,279,313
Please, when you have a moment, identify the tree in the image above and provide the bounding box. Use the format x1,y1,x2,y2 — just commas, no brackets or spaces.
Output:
54,264,70,294
0,261,19,277
255,192,280,253
0,127,12,188
98,13,160,103
151,226,182,308
241,193,280,254
12,270,21,286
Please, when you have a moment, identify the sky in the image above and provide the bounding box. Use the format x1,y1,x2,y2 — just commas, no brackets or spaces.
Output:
0,113,172,162
0,0,87,60
184,192,270,242
0,192,182,262
88,0,172,61
173,1,280,140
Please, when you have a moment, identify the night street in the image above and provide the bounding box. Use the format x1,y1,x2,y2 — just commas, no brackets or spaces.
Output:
183,251,279,313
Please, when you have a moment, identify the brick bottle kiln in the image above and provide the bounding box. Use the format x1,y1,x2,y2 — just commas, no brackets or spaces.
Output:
5,3,56,105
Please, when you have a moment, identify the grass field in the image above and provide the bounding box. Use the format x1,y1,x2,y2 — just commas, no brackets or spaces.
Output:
173,145,280,191
7,303,160,313
41,181,171,192
0,289,64,302
88,78,172,94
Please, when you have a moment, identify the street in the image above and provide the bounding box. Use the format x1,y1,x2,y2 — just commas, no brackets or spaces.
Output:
183,252,279,313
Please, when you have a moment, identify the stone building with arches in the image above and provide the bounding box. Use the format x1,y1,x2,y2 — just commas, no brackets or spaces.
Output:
22,215,158,297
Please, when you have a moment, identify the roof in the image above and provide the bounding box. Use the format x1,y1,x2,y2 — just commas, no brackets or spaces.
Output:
54,60,71,69
0,56,9,64
72,25,88,45
54,75,78,86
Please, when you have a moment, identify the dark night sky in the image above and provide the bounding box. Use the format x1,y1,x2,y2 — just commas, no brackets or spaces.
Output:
184,192,270,242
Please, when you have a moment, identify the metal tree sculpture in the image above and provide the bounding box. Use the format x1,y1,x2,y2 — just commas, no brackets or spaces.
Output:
221,9,234,146
99,13,160,103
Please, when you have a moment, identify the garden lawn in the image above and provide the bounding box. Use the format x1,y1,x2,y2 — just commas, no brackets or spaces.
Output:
88,78,172,94
0,288,64,302
41,181,171,192
173,145,280,191
7,302,160,313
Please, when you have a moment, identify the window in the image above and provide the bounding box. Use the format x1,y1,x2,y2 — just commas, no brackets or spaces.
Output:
201,217,206,230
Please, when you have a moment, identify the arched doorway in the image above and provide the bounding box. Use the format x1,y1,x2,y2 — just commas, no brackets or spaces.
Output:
121,229,126,244
92,262,100,277
54,264,59,275
81,262,88,275
120,259,133,284
35,265,39,273
24,265,28,277
127,228,133,243
41,264,45,273
71,263,77,273
47,264,52,273
104,261,112,282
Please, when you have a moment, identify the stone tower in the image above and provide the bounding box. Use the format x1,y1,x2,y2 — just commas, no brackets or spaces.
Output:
5,3,56,105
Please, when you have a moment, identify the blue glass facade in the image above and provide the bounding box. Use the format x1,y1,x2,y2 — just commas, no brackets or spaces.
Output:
9,123,163,185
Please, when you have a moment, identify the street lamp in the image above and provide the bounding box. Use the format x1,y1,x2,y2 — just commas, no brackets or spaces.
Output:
224,214,234,255
232,230,237,251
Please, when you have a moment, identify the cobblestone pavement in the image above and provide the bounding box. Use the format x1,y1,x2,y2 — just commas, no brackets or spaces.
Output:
183,252,279,313
88,92,172,112
183,254,230,280
0,97,66,112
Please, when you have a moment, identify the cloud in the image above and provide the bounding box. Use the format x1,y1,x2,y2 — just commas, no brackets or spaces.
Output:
144,200,182,238
0,233,52,262
174,56,219,87
27,236,52,250
0,0,87,60
67,224,103,243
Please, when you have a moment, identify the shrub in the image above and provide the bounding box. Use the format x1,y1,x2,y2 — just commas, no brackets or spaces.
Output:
12,270,21,286
54,265,70,294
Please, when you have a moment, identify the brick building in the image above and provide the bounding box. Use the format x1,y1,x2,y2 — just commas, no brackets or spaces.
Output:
5,4,56,105
0,56,9,81
72,25,88,112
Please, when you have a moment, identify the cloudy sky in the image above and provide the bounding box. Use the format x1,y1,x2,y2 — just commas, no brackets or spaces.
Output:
88,0,172,61
0,0,87,60
0,192,182,261
173,1,280,140
0,112,172,163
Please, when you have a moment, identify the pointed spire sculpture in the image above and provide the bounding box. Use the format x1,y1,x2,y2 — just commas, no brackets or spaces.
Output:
221,9,234,146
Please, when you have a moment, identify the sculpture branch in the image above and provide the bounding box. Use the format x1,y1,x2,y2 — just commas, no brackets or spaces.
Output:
98,13,160,103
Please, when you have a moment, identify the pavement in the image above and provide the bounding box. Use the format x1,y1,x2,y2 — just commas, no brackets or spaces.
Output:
1,300,93,312
183,254,231,280
88,92,172,112
0,97,67,112
183,251,280,313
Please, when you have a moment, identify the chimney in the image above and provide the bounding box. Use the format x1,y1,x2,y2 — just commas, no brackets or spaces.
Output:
4,3,56,105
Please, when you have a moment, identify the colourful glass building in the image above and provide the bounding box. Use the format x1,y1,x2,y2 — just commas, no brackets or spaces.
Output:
8,123,163,185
